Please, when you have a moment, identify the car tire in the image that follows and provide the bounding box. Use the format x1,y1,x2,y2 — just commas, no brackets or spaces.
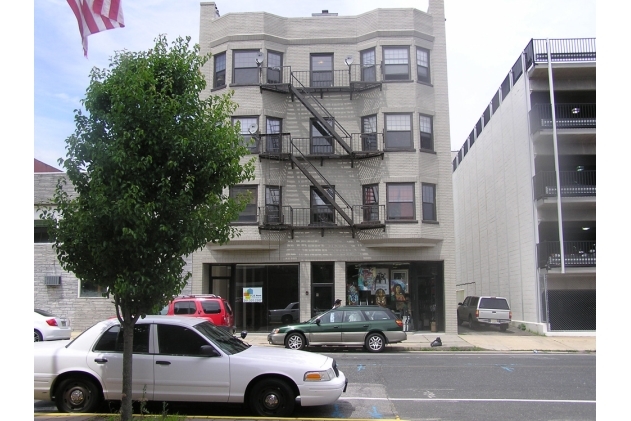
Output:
281,315,293,325
468,315,477,330
285,332,306,350
499,324,508,332
55,376,102,413
34,329,43,342
249,378,295,417
365,332,385,353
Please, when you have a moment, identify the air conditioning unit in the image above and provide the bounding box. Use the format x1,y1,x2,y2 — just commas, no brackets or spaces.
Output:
44,275,61,286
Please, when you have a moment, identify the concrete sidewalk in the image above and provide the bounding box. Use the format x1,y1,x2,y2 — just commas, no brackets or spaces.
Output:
242,331,596,352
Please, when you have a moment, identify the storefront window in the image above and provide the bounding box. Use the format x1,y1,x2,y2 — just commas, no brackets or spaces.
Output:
234,264,299,332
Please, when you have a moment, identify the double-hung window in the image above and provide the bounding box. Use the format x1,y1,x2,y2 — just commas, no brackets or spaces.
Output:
385,114,413,150
266,51,283,84
311,54,333,87
265,186,282,224
383,47,409,81
416,47,430,83
214,52,226,88
232,116,258,153
422,183,437,221
230,185,257,223
361,48,376,82
362,184,379,222
311,118,335,154
361,115,378,151
233,50,260,85
387,183,415,221
265,117,282,153
419,114,434,151
311,186,335,224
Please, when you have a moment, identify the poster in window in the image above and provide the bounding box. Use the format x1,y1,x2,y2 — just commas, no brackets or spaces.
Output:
357,267,375,291
373,268,389,296
347,281,359,305
390,270,408,311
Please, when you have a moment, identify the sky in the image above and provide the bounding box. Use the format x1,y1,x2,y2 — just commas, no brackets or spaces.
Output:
32,0,597,170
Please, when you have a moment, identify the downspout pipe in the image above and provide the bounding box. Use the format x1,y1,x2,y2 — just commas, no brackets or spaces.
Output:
547,39,565,273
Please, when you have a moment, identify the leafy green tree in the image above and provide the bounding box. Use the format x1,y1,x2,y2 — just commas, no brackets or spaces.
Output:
40,35,254,420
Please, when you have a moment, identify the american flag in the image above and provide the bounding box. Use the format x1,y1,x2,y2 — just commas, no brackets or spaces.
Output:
67,0,125,57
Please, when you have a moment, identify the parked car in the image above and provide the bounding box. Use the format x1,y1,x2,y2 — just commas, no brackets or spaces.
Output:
34,309,71,342
160,294,235,333
267,305,406,353
457,296,512,331
34,315,347,416
268,302,300,324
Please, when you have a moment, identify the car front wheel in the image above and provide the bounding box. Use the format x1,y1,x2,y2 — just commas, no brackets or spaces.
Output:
249,378,295,417
34,329,43,342
365,332,385,353
55,376,101,413
285,332,306,350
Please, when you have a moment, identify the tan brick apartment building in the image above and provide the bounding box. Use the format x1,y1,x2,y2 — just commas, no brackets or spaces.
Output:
34,1,456,334
451,39,596,333
191,0,456,333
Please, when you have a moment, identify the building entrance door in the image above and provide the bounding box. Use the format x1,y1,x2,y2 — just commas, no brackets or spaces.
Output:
311,284,333,317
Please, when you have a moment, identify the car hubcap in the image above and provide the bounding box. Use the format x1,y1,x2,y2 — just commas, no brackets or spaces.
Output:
68,387,86,406
288,336,302,349
263,392,280,409
34,332,40,342
369,336,382,350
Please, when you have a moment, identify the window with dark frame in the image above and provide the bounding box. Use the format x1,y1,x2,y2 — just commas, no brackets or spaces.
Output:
265,117,282,153
311,53,333,87
34,220,50,243
387,183,415,220
311,186,335,224
383,47,409,81
419,114,433,151
311,118,335,154
233,50,260,85
416,47,430,83
362,184,379,222
385,114,413,149
361,48,376,82
265,186,282,224
230,185,257,223
361,115,378,151
232,116,259,153
422,183,436,221
267,51,283,83
214,52,226,88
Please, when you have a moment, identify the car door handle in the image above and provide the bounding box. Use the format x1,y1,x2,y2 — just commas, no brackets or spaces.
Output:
156,361,171,365
333,326,340,329
94,358,108,364
362,325,369,327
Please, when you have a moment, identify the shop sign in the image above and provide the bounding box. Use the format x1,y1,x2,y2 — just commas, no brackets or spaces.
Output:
243,287,263,303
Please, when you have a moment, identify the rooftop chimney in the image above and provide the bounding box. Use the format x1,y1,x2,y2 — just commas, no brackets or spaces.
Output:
312,9,337,16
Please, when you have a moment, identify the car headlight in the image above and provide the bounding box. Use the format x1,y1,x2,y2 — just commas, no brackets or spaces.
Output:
304,367,336,382
271,328,280,334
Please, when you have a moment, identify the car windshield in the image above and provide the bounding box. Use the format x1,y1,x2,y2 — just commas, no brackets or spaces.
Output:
194,321,249,355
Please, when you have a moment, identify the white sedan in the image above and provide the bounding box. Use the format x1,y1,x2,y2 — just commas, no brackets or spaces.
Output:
34,309,71,342
34,315,347,417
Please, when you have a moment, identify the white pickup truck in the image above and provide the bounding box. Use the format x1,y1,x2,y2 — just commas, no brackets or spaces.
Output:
457,296,512,331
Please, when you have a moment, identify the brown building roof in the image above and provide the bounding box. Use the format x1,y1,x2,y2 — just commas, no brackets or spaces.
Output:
34,159,62,173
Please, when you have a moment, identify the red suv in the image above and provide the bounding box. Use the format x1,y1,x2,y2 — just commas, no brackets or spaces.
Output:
161,295,235,333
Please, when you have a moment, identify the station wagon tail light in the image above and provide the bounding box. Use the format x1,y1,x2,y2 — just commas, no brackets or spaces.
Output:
304,367,336,382
45,318,58,327
395,320,403,328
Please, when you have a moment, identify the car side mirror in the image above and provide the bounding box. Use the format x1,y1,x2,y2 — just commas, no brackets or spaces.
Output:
240,330,248,339
316,318,321,326
458,303,463,306
200,345,220,357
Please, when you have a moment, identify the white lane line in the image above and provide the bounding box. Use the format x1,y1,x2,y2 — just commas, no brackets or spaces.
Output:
342,397,595,404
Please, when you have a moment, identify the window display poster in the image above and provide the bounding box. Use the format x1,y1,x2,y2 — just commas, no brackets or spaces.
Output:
373,268,389,296
243,287,263,303
357,267,375,291
391,270,408,311
347,281,359,305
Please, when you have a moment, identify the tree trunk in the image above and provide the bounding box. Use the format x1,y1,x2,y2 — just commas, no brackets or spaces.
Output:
120,310,135,421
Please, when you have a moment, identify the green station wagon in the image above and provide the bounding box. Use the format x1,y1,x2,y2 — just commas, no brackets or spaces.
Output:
267,305,407,353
